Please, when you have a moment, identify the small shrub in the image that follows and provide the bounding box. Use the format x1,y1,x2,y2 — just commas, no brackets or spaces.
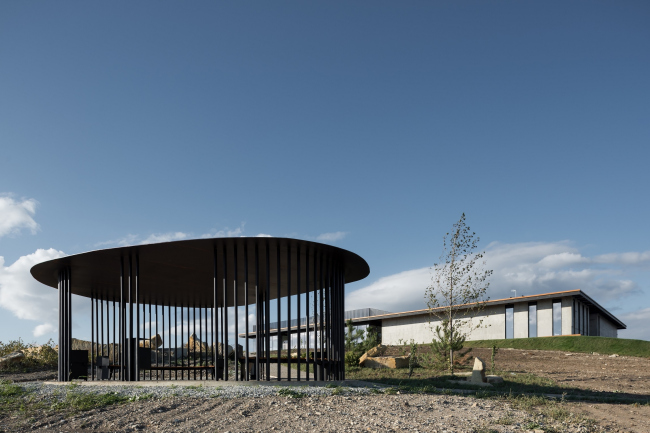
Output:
277,388,305,398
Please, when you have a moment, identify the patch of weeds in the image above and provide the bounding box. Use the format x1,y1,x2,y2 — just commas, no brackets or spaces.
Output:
184,385,202,390
128,393,153,402
324,383,338,388
471,427,499,433
495,415,514,425
383,387,398,395
369,388,383,395
330,386,345,396
52,391,129,412
277,388,306,399
524,422,541,429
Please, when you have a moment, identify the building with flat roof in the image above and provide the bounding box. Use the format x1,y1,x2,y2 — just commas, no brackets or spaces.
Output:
347,290,626,345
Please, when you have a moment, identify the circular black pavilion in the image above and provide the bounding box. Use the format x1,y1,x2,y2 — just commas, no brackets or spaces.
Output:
31,237,370,382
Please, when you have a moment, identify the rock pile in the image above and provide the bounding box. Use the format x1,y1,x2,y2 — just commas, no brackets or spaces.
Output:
359,344,408,369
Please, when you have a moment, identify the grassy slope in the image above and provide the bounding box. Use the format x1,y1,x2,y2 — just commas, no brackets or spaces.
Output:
464,336,650,358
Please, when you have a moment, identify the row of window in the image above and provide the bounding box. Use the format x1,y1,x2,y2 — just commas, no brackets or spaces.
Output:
505,300,563,339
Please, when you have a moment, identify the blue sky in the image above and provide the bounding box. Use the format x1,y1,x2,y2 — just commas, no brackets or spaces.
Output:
1,1,649,344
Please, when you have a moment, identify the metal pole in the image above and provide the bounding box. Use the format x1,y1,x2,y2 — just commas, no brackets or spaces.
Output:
101,296,105,359
254,243,259,380
265,241,270,381
319,253,324,381
287,243,291,381
168,302,171,381
276,242,281,381
313,250,318,380
113,296,116,380
180,302,183,380
305,247,310,381
223,243,228,381
199,303,203,380
120,259,124,381
297,244,301,381
244,242,249,381
175,300,178,380
234,243,238,381
135,255,140,381
204,304,208,379
213,246,217,381
325,256,330,380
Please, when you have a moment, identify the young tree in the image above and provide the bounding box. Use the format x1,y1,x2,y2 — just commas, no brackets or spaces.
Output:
425,213,492,375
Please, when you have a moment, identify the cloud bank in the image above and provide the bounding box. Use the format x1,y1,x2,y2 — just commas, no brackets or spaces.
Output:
0,195,39,238
316,231,347,242
0,248,67,337
347,241,648,318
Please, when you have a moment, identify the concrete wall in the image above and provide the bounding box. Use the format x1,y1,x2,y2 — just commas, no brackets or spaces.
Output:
513,302,528,338
381,304,507,345
562,297,573,335
599,316,618,338
537,299,553,337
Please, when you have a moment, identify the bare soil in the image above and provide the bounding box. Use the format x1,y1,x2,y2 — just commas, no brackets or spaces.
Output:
2,347,650,432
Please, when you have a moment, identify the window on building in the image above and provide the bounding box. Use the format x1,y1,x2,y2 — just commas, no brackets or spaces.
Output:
553,300,562,336
505,305,514,339
528,303,537,338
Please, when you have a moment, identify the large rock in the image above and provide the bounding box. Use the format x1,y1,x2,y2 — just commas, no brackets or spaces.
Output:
362,356,409,369
469,356,487,383
0,351,25,369
359,344,387,366
183,334,209,352
139,334,162,349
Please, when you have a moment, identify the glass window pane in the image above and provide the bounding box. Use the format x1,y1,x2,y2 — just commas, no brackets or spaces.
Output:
553,301,562,336
505,306,514,339
528,304,537,338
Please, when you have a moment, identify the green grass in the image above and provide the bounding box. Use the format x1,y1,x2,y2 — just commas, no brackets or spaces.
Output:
464,336,650,358
276,388,306,398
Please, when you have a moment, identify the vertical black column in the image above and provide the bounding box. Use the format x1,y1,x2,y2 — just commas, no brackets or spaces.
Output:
265,241,270,381
287,243,291,381
203,304,208,379
101,296,105,359
119,259,124,381
254,243,260,380
324,257,330,380
175,300,178,380
234,243,238,381
313,250,318,380
113,296,116,380
318,253,324,381
90,291,95,381
180,303,183,380
276,242,281,381
244,242,249,381
199,304,203,380
223,243,228,381
340,266,345,380
135,256,140,381
213,247,218,381
297,244,301,381
168,303,171,380
305,247,310,382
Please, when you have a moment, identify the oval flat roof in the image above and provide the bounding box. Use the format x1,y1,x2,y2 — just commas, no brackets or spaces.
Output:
30,237,370,307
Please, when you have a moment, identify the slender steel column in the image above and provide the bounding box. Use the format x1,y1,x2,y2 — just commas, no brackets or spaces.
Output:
120,259,124,381
325,256,331,379
127,256,133,381
254,243,260,380
180,303,183,380
234,243,238,381
135,255,140,381
287,243,291,381
101,296,105,359
318,252,325,380
213,247,217,381
313,249,318,380
297,244,301,381
276,242,281,381
192,302,196,380
223,243,228,381
305,247,310,381
244,242,249,381
204,304,208,379
175,300,178,380
167,303,171,380
188,303,191,380
112,296,115,379
90,290,95,381
265,241,270,381
199,303,203,380
95,295,99,374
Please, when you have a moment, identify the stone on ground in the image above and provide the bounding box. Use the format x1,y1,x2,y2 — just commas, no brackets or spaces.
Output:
362,356,409,369
139,334,163,349
0,351,25,368
359,344,387,365
469,356,487,383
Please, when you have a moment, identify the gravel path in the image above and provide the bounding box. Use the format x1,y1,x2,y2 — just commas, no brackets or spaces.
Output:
1,381,608,433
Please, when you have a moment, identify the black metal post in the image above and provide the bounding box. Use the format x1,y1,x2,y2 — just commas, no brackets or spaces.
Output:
254,243,260,380
287,243,291,381
234,243,238,381
180,303,183,380
265,241,270,381
199,303,203,380
305,247,310,381
213,246,218,381
244,242,249,381
135,255,140,381
223,243,228,381
297,244,301,381
168,303,171,380
120,258,124,381
175,300,178,380
113,296,116,380
276,242,281,381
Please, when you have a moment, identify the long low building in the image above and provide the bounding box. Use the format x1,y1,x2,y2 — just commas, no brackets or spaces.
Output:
350,289,626,345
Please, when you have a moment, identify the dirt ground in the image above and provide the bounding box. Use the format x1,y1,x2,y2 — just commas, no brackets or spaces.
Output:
467,347,650,396
2,348,650,432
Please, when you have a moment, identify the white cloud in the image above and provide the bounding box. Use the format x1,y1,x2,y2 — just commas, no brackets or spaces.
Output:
0,248,67,337
200,223,246,239
140,232,188,244
256,233,272,238
619,307,650,340
316,231,347,242
347,241,646,314
0,195,39,238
